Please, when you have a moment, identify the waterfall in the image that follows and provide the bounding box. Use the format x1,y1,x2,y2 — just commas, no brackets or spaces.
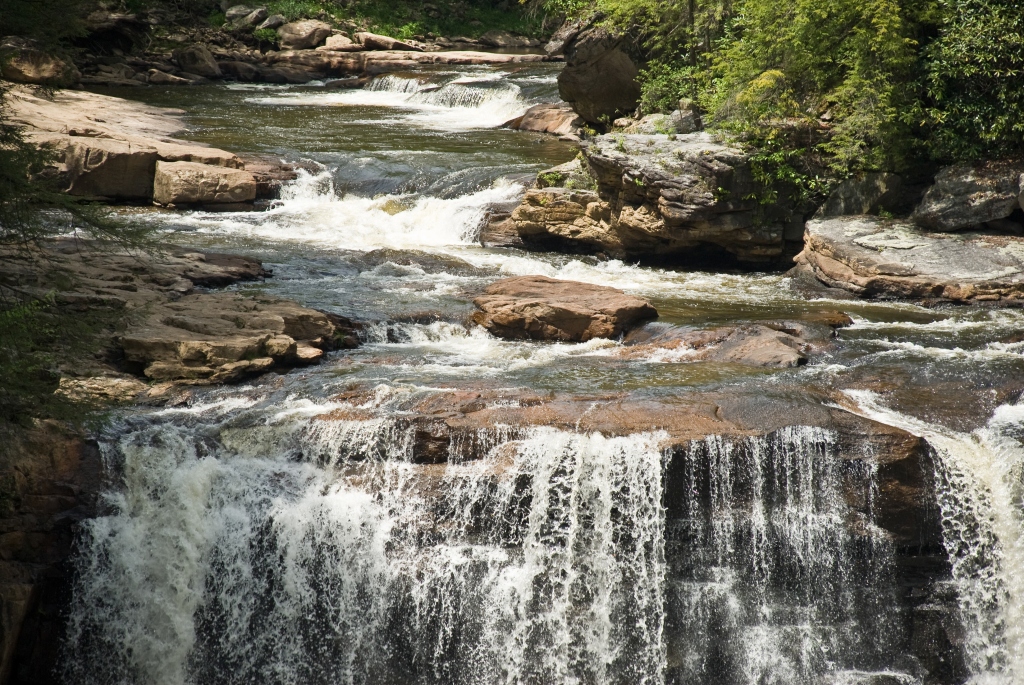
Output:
844,390,1024,685
663,427,906,685
62,398,668,685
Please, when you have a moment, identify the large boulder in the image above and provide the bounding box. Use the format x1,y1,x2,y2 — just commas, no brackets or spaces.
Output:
817,172,908,217
911,161,1024,231
354,31,423,52
557,25,641,123
320,34,361,51
65,138,158,200
504,103,583,136
278,20,332,50
0,37,79,87
172,44,222,78
153,161,256,206
795,215,1024,303
511,133,785,263
471,275,657,342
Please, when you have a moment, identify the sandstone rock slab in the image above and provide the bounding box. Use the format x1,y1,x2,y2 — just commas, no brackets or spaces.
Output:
471,275,657,341
354,31,423,51
153,161,256,206
66,138,158,200
796,215,1024,303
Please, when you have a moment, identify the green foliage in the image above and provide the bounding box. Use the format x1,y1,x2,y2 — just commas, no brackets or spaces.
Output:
253,27,279,43
637,58,700,115
208,11,226,26
924,0,1024,160
264,0,544,38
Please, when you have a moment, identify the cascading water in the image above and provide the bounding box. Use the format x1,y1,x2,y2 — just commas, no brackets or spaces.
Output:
63,397,669,685
844,391,1024,685
57,61,1024,685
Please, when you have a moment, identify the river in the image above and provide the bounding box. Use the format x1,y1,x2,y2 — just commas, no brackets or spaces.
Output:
61,63,1024,685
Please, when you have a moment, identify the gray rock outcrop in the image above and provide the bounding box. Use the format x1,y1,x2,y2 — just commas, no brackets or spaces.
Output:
558,25,641,123
911,161,1024,231
511,133,786,263
796,215,1024,303
471,275,658,342
278,20,332,50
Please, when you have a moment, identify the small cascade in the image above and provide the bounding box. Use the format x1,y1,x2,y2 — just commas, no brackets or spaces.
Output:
843,391,1024,685
366,74,425,94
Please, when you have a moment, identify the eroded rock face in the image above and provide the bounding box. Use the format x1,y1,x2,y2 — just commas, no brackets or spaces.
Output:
796,215,1024,303
0,37,79,87
153,160,257,207
558,25,641,123
471,275,657,342
278,20,332,50
911,161,1024,232
817,172,907,218
512,133,785,263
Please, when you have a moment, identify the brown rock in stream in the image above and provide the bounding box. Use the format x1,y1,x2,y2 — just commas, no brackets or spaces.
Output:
471,275,658,342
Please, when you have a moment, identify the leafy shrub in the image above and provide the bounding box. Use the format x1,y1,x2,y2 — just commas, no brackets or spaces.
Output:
925,0,1024,161
253,27,279,43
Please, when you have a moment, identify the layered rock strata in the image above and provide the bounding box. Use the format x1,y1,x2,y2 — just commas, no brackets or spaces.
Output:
512,133,789,264
796,215,1024,303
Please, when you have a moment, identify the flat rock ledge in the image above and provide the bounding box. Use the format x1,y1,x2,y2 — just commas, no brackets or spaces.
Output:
471,275,658,342
796,216,1024,303
3,240,360,392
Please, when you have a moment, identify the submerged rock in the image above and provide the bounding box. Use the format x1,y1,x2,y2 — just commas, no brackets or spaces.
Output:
471,275,657,342
796,215,1024,303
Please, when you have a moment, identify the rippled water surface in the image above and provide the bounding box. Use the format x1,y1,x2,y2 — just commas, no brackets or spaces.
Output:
67,64,1024,685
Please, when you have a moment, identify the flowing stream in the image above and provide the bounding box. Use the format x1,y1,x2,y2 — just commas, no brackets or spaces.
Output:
62,64,1024,685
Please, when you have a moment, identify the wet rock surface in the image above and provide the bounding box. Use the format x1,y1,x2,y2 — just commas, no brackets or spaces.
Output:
503,102,582,136
471,275,658,342
796,215,1024,303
